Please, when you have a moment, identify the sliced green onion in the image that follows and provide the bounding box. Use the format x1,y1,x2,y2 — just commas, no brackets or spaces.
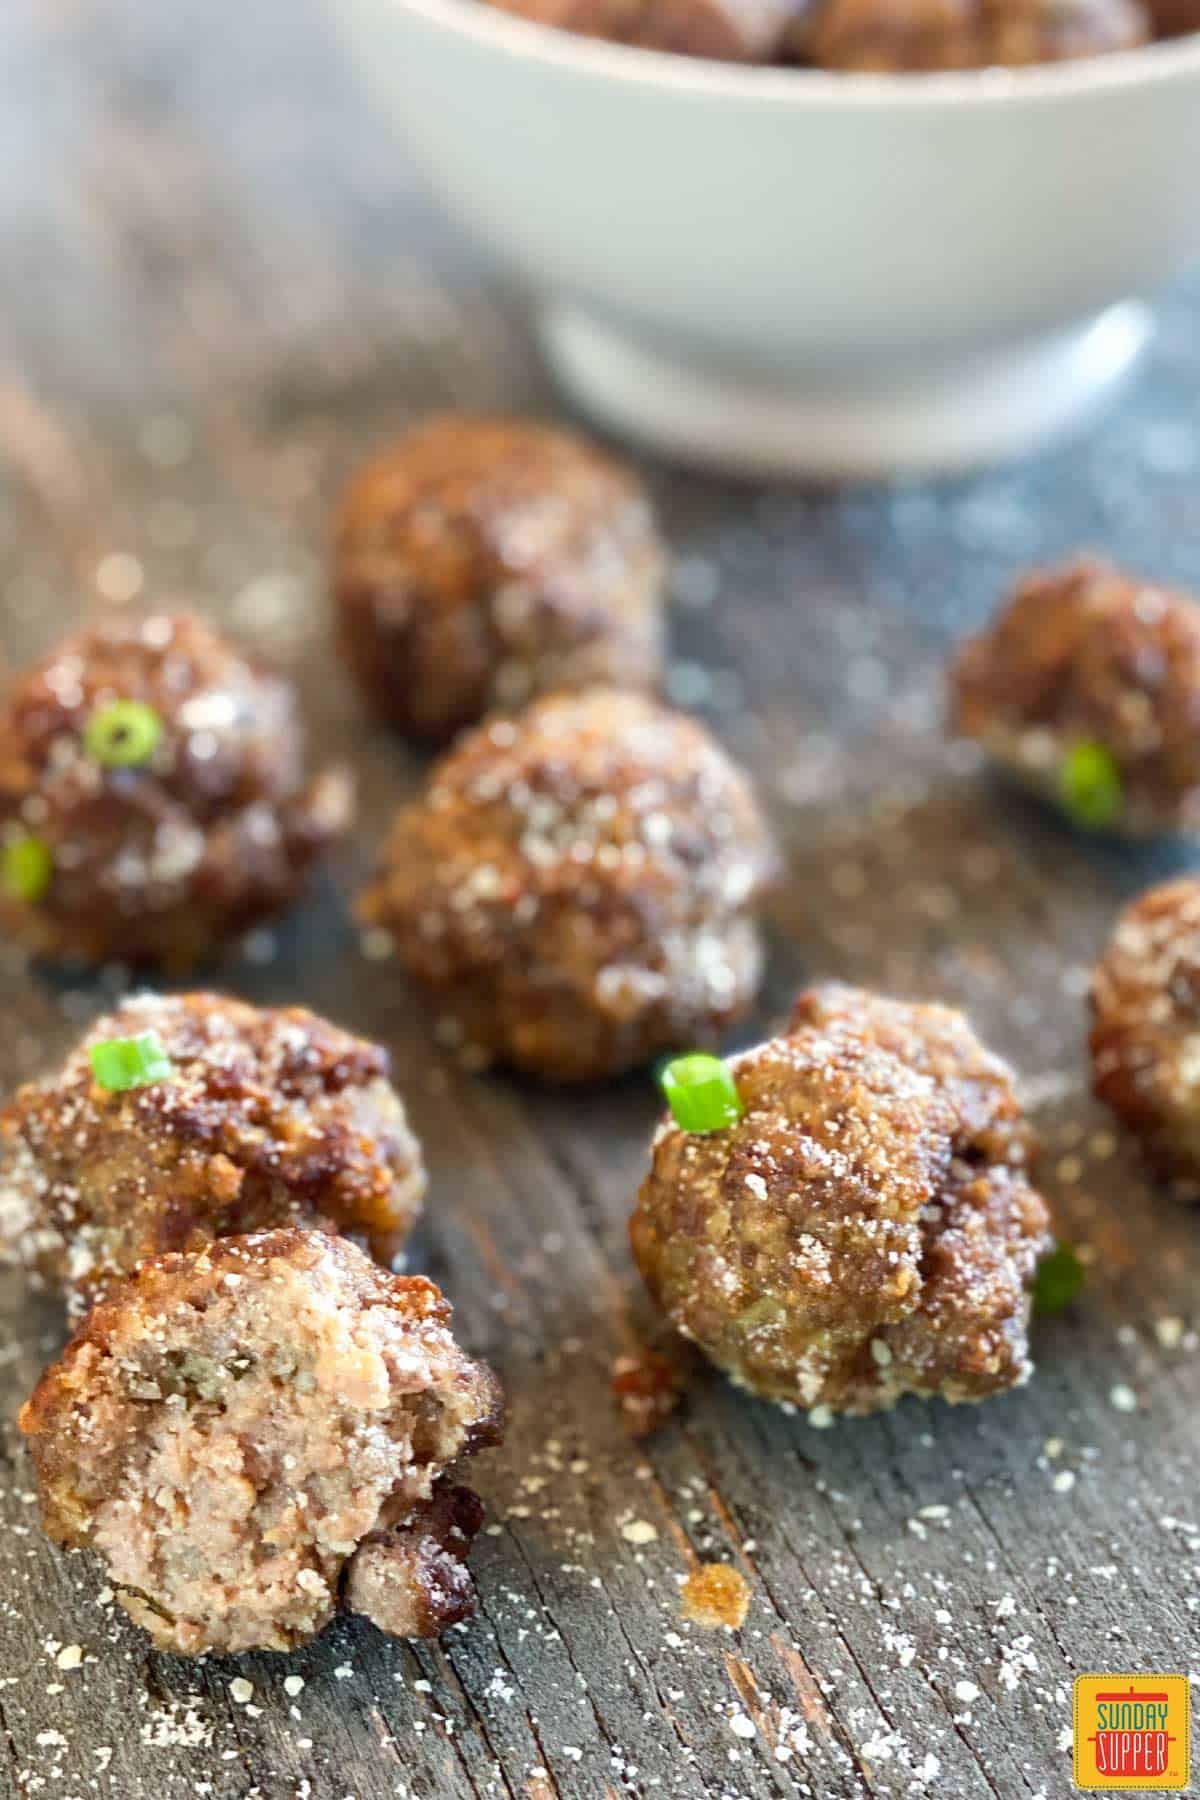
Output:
1,833,53,903
1058,741,1122,831
1033,1242,1085,1316
84,699,163,769
90,1031,175,1092
660,1052,743,1134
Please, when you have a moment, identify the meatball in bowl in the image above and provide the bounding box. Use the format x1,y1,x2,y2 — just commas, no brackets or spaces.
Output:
330,0,1200,476
803,0,1149,71
631,985,1052,1415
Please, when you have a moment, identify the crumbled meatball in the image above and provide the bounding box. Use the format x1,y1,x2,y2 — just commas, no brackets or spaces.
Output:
344,1482,485,1639
804,0,1148,68
334,417,665,744
630,984,1051,1414
0,992,425,1314
612,1347,686,1437
20,1230,503,1655
949,557,1200,836
1090,877,1200,1195
0,611,352,966
359,688,777,1082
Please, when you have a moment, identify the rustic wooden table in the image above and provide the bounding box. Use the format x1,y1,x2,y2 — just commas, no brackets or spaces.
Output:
1,3,1199,1796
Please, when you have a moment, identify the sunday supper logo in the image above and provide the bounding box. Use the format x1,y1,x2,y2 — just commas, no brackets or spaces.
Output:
1073,1675,1191,1790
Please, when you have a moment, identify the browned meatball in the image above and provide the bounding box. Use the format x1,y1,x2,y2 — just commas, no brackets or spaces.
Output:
0,992,425,1314
480,0,811,59
19,1230,503,1656
630,984,1051,1415
804,0,1148,68
0,611,352,966
334,417,665,745
949,557,1200,837
1143,0,1200,33
1090,877,1200,1195
359,688,777,1082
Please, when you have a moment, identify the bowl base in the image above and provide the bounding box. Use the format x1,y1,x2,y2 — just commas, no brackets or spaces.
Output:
539,301,1151,480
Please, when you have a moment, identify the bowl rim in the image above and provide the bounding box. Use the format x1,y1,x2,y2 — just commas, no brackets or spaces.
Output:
375,0,1200,105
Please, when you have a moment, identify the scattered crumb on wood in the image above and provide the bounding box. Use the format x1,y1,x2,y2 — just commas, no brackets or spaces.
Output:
611,1348,684,1437
680,1562,751,1630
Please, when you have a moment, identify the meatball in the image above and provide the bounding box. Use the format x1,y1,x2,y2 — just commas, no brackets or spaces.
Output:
334,416,665,745
630,984,1051,1414
1143,0,1200,33
949,557,1200,837
359,688,777,1082
804,0,1148,68
19,1229,503,1655
0,992,425,1314
0,611,352,966
1090,877,1200,1195
480,0,810,58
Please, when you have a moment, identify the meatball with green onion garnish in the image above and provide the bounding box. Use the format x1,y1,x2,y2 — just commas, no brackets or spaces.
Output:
1090,876,1200,1196
359,688,777,1082
630,985,1051,1416
949,558,1200,838
334,416,665,745
0,991,425,1315
20,1230,502,1655
0,611,352,966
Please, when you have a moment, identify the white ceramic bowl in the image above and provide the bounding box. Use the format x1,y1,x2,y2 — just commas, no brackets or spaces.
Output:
331,0,1200,476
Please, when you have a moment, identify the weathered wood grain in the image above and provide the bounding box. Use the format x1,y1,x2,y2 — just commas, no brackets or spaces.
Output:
0,2,1198,1796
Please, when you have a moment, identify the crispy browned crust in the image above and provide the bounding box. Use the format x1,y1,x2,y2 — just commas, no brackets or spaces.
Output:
0,991,426,1311
789,982,1039,1168
359,687,778,1081
334,416,665,745
1090,876,1200,1194
344,1483,486,1639
20,1230,503,1655
948,557,1200,836
0,611,352,966
805,0,1147,67
630,984,1051,1415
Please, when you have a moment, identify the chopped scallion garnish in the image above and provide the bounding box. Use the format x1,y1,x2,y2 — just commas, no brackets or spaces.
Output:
660,1052,743,1134
1059,741,1122,831
1,833,52,903
1033,1242,1085,1315
90,1031,175,1092
84,699,163,769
